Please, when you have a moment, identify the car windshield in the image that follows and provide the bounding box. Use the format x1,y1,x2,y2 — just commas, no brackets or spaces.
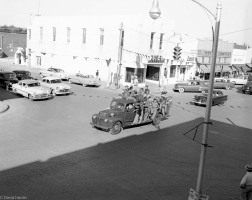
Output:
16,72,31,76
28,82,40,87
110,101,124,111
51,79,62,83
55,69,64,73
4,73,16,79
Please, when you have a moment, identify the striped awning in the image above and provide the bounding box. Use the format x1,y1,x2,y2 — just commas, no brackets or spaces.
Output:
232,64,244,72
199,64,210,73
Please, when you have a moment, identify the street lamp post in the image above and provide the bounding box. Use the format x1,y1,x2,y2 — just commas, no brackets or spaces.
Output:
149,0,222,197
116,22,124,89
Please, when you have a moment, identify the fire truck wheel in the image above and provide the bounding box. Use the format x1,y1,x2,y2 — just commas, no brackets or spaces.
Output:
109,121,122,135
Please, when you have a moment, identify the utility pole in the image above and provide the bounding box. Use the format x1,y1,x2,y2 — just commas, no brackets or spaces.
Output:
195,3,222,195
116,22,124,89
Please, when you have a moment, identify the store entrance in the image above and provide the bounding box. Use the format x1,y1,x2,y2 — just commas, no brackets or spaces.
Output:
146,65,160,81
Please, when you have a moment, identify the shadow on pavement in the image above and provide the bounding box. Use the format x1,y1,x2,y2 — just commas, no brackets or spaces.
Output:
0,117,250,200
0,87,23,101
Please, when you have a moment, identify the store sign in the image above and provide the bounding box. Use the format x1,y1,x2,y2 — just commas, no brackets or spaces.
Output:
148,55,165,63
187,56,195,62
198,50,231,57
232,56,245,64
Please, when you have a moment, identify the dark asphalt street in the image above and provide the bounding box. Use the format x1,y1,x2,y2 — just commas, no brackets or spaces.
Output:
0,61,251,200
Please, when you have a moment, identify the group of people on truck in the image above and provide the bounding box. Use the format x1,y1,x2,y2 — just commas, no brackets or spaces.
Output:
120,85,172,124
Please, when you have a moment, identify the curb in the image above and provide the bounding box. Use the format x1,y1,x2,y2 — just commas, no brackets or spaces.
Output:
0,101,10,114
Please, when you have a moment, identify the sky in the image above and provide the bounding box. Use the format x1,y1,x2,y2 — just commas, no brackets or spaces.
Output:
0,0,251,46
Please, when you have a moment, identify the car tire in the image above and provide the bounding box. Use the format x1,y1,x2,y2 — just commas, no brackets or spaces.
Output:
232,81,236,85
178,88,185,93
51,89,56,95
152,113,162,126
242,90,245,94
13,88,17,93
5,83,9,91
68,79,72,84
82,83,86,87
28,94,34,101
109,121,122,135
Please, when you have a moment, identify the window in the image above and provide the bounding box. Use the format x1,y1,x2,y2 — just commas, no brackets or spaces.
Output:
53,27,56,41
67,27,70,43
150,32,155,49
28,29,31,40
159,33,164,50
40,27,43,40
99,28,104,45
170,65,176,78
36,56,41,66
82,28,86,44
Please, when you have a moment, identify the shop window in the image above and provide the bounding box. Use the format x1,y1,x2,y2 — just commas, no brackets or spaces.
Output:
125,68,144,83
146,65,159,81
36,56,41,66
170,65,176,78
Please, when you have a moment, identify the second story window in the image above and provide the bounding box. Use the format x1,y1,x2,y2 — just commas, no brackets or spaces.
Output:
82,28,86,44
159,33,164,50
28,29,31,40
53,27,56,41
67,27,71,43
40,27,43,40
150,32,155,49
99,28,104,45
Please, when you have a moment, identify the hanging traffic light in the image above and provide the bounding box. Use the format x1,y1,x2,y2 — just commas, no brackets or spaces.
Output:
173,46,182,60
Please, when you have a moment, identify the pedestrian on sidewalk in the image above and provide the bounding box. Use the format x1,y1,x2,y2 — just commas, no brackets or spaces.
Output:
96,70,100,81
240,163,252,200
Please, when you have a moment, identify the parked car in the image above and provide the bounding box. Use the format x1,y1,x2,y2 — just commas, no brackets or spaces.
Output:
204,78,235,89
241,81,252,94
192,90,228,106
69,73,101,87
173,80,208,93
229,76,248,85
0,71,19,90
39,67,68,80
13,70,35,80
12,80,52,100
90,95,172,135
40,77,71,95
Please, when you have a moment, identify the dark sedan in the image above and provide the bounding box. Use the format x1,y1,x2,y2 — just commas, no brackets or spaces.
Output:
0,71,19,90
241,81,252,94
192,90,228,106
13,70,35,80
173,80,208,93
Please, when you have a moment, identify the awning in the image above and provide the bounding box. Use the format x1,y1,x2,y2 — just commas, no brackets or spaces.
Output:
199,64,210,73
232,64,244,72
220,65,233,72
246,63,252,68
241,65,251,72
215,65,222,72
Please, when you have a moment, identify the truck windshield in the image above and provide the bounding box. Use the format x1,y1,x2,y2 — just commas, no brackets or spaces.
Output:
110,101,124,111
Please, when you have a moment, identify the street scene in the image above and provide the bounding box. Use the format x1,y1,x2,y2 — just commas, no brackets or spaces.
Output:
0,0,252,199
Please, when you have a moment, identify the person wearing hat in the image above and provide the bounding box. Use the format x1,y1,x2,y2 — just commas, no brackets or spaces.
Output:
240,163,252,200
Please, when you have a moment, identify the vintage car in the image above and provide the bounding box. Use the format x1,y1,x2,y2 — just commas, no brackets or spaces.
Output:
192,90,228,106
12,80,52,100
173,80,208,93
69,73,101,87
39,67,68,80
40,77,71,95
204,78,235,90
241,81,252,94
91,95,172,135
229,76,248,85
0,71,19,90
13,70,35,80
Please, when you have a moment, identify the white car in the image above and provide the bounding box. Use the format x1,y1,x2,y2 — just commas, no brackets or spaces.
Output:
39,67,68,80
12,80,52,100
69,73,101,87
40,77,71,95
228,76,248,85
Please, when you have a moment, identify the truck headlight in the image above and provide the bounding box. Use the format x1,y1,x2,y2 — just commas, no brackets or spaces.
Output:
93,116,96,119
104,119,108,122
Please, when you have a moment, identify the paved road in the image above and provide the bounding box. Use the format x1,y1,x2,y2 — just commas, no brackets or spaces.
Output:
0,60,251,199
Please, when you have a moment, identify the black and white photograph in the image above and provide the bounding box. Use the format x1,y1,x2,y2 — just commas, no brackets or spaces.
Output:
0,0,252,199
